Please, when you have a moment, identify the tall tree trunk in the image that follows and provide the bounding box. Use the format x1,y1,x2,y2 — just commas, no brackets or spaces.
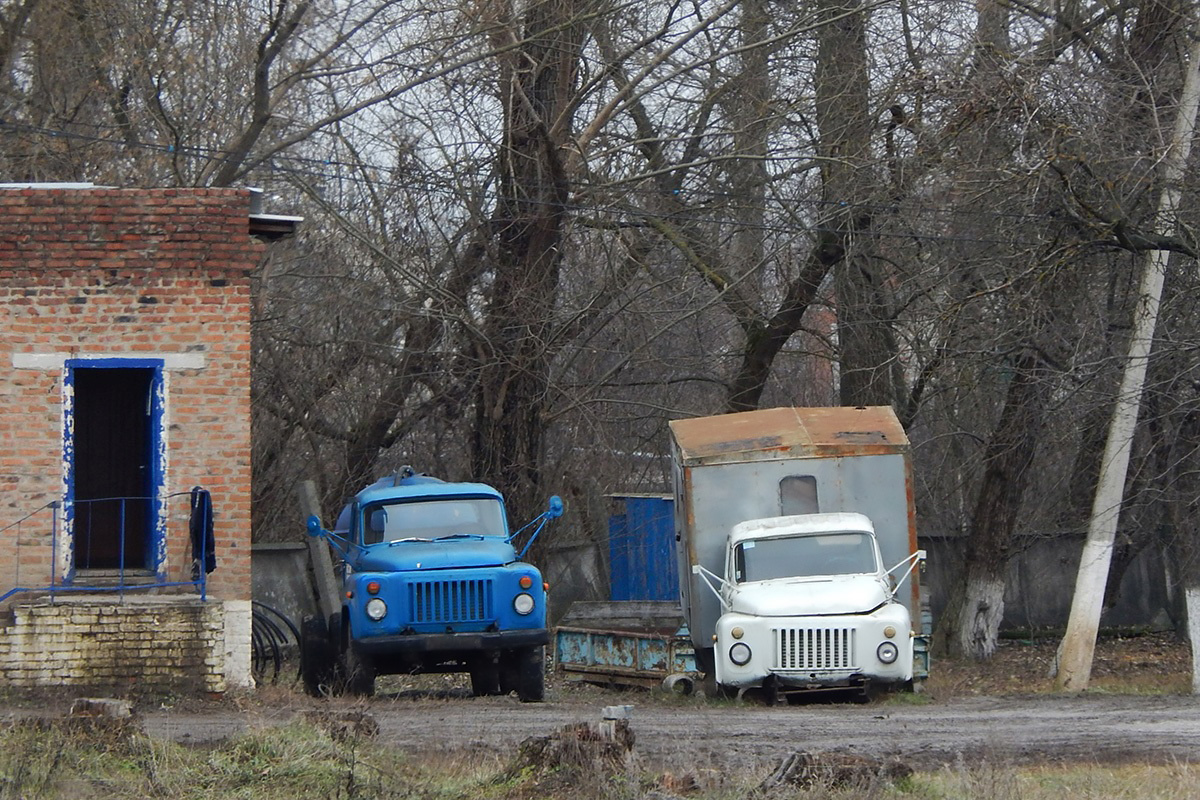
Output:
472,0,582,523
722,0,830,412
0,0,39,104
726,0,768,288
946,352,1049,658
812,0,896,408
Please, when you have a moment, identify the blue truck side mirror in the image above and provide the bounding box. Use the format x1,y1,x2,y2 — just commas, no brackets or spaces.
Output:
306,513,354,559
508,495,565,558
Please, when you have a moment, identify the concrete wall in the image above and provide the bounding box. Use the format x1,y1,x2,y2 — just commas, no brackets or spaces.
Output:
541,533,1174,633
543,541,607,626
251,542,318,626
250,530,1177,639
922,533,1174,631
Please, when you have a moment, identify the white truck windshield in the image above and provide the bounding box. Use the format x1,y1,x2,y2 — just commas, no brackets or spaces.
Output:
734,531,877,582
362,498,507,544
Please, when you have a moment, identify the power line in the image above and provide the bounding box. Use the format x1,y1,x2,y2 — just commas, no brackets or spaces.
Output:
1,117,1094,249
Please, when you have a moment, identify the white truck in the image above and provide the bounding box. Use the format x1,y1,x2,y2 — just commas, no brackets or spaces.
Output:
670,406,928,701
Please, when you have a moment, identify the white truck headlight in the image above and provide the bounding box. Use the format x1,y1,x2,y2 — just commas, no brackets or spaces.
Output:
366,598,387,621
729,642,752,666
876,641,899,664
513,593,535,615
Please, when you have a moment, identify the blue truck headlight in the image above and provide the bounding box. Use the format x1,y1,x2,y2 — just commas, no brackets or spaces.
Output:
366,597,387,621
876,641,899,664
513,593,535,615
729,642,752,666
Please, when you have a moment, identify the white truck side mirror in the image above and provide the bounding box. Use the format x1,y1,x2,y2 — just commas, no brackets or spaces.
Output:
691,563,730,609
886,549,927,598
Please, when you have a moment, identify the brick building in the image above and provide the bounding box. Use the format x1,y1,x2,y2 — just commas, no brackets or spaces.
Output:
0,185,296,693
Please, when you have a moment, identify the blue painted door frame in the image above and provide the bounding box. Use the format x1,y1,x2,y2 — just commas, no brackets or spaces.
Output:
63,359,167,581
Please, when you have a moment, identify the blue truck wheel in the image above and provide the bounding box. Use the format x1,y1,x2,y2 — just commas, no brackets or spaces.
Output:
516,645,545,703
341,639,376,697
469,658,501,696
499,652,519,695
300,615,336,697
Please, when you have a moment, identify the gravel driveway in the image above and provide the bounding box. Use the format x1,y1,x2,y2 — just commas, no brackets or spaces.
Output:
136,686,1200,772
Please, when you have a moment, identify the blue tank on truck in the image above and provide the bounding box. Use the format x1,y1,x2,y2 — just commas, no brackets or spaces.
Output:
301,467,563,701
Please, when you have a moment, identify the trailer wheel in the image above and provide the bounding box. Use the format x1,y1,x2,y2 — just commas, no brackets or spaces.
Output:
662,673,695,695
300,615,336,697
515,646,545,703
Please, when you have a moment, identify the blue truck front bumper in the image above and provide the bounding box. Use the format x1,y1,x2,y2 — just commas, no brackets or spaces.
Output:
355,628,549,655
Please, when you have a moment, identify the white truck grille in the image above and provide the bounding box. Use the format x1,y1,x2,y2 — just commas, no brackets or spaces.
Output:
773,627,857,670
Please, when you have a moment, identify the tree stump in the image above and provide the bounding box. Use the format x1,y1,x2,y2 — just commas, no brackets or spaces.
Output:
499,719,635,785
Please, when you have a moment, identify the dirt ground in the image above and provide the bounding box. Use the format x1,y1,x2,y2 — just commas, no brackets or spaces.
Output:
5,633,1197,773
131,633,1200,773
928,631,1193,698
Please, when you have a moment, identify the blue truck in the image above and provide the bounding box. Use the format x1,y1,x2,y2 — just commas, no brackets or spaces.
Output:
301,468,562,700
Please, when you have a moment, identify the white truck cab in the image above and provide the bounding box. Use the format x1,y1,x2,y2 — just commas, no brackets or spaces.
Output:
695,511,923,698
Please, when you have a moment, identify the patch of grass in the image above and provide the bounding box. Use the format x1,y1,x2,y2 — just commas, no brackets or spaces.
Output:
0,718,422,799
907,761,1200,800
3,714,1198,800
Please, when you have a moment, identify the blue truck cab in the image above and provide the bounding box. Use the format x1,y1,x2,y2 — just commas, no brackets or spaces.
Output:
301,468,562,701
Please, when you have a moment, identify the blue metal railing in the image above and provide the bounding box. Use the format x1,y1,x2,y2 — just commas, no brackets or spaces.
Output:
0,489,212,604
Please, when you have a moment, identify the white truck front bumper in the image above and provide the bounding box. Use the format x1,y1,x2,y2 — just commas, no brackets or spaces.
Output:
712,604,914,690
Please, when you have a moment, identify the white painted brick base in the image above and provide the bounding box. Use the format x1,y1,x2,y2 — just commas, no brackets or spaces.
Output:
0,596,248,694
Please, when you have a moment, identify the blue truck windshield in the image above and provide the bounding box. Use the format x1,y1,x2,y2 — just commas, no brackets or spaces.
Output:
362,497,507,544
734,532,877,582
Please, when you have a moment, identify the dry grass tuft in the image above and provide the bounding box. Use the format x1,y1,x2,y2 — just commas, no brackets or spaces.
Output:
757,750,915,792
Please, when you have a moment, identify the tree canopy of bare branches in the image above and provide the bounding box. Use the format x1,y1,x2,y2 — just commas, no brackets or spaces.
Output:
4,0,1200,667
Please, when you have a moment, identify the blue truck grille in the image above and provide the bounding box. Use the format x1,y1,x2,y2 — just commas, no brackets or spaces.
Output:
408,579,494,623
773,627,857,670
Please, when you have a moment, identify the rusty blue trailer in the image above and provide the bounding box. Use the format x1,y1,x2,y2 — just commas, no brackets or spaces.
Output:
554,601,698,692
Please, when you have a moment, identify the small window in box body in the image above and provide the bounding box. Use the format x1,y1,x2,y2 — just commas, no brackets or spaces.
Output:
780,475,819,516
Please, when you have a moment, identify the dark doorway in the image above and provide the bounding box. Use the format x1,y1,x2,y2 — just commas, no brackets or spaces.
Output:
70,366,160,571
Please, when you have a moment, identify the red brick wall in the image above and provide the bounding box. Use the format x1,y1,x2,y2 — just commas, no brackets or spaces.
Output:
0,188,263,603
